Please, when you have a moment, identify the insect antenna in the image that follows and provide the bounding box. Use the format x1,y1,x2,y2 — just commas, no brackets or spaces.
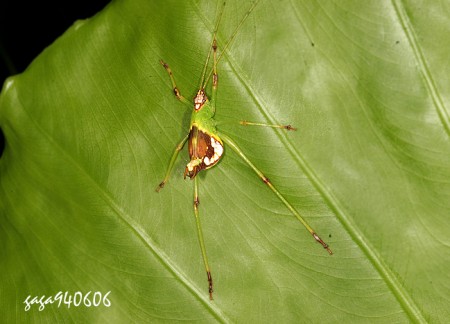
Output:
198,1,227,89
202,0,260,89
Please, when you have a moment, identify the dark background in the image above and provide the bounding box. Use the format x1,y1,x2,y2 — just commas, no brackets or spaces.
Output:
0,0,111,157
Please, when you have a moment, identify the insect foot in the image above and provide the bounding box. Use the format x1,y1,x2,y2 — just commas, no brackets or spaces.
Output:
155,181,165,192
207,271,214,300
283,124,297,131
313,233,333,255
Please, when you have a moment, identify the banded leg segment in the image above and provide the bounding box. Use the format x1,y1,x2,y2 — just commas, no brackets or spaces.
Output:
156,134,189,192
219,132,332,255
160,60,191,107
211,37,218,103
199,0,226,91
194,177,214,300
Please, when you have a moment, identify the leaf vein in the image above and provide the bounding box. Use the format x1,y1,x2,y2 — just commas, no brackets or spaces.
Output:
224,43,426,323
392,0,450,137
14,93,229,323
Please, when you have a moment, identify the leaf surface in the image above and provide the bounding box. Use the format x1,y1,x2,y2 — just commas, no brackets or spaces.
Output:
1,0,450,322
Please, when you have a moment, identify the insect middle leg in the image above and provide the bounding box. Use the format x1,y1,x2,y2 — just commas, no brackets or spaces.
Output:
155,134,189,192
160,60,191,107
215,119,297,131
193,177,214,299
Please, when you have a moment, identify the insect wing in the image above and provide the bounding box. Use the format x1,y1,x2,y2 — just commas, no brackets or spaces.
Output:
186,126,223,178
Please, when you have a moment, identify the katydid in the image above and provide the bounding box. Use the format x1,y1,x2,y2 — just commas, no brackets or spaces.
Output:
156,0,332,300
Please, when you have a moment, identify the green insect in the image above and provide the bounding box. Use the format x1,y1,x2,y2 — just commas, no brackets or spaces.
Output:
156,0,332,300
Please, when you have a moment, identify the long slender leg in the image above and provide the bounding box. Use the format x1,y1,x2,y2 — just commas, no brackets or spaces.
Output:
193,176,214,299
215,120,296,131
203,0,260,85
160,60,191,107
219,132,333,255
199,1,226,89
239,120,297,131
209,37,219,115
212,37,218,100
156,134,189,192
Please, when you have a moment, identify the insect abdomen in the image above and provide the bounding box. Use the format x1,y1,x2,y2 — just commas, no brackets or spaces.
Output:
185,125,224,179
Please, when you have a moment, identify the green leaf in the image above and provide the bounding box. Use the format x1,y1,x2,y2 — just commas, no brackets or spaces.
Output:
1,0,449,322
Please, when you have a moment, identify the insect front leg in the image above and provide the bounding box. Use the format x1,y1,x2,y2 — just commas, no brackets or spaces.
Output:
193,177,214,299
219,132,333,255
211,37,218,105
155,134,189,192
160,60,191,107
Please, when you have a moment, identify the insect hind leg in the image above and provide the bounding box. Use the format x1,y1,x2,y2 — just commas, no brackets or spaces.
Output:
193,177,214,299
219,131,333,255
